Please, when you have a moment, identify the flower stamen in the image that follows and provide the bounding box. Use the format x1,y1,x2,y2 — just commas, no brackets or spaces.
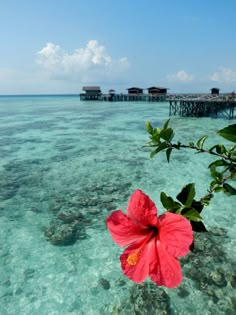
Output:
127,251,140,266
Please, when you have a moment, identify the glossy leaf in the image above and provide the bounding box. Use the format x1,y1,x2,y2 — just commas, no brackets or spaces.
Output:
208,159,229,169
150,142,168,158
201,194,213,206
176,183,196,207
223,183,236,195
210,168,223,183
214,186,225,192
160,128,174,142
181,207,203,222
196,135,208,149
163,119,170,130
229,144,236,150
154,127,161,135
217,124,236,143
209,144,227,155
145,121,153,134
209,144,217,152
144,142,155,147
191,221,208,232
229,150,236,160
228,145,236,160
166,148,172,163
210,180,217,189
231,170,236,179
191,199,204,214
215,144,227,155
160,192,181,211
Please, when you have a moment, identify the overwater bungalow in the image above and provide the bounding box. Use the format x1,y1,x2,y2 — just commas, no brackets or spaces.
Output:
127,87,143,95
147,86,168,95
108,89,115,95
101,89,116,102
125,87,144,101
80,86,102,100
211,87,220,95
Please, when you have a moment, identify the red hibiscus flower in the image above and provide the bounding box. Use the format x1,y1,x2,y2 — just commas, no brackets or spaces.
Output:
106,189,193,288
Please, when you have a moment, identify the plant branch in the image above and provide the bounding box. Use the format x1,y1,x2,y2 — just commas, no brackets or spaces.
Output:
199,172,233,203
170,143,236,163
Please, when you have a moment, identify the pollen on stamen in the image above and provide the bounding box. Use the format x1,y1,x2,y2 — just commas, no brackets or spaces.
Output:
127,251,140,266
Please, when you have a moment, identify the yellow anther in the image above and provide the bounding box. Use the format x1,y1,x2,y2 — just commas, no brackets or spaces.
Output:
127,251,140,266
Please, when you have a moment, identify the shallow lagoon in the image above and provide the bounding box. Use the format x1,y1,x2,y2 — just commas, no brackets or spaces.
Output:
0,96,235,314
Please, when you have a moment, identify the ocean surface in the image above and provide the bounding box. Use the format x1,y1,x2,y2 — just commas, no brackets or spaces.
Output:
0,95,235,315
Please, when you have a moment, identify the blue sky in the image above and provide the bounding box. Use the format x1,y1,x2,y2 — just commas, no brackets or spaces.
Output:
0,0,236,94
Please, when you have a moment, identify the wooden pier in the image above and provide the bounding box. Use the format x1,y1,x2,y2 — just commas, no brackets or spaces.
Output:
79,86,236,119
101,93,167,102
169,95,236,119
80,86,168,102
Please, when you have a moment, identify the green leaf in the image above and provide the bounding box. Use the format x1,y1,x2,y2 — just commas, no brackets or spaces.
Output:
196,135,208,149
229,144,236,151
191,199,204,214
145,121,153,134
210,180,217,189
150,142,168,158
150,134,161,144
154,127,161,135
191,221,208,232
144,140,161,147
217,124,236,143
176,183,196,207
166,148,172,163
168,207,182,214
214,186,225,192
210,169,223,183
209,144,227,155
150,128,161,143
163,119,170,130
215,144,227,155
181,207,203,222
209,144,217,152
160,192,181,211
208,159,229,169
160,128,174,142
231,170,236,179
201,194,213,206
229,149,236,160
223,183,236,195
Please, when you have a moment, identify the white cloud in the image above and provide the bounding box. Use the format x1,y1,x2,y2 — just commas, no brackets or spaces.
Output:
166,70,194,82
209,67,236,82
36,40,130,82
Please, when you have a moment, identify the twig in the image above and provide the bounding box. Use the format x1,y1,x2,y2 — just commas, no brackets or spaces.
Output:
199,172,233,203
171,143,236,163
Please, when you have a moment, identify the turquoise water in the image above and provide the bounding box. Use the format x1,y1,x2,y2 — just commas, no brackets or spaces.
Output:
0,96,235,315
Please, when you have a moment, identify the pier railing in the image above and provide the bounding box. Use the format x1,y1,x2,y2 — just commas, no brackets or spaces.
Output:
80,92,236,118
169,94,236,119
80,92,235,102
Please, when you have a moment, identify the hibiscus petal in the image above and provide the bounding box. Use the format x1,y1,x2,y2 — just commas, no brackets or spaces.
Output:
127,190,158,227
150,241,183,288
120,237,154,284
106,210,149,247
158,212,193,257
